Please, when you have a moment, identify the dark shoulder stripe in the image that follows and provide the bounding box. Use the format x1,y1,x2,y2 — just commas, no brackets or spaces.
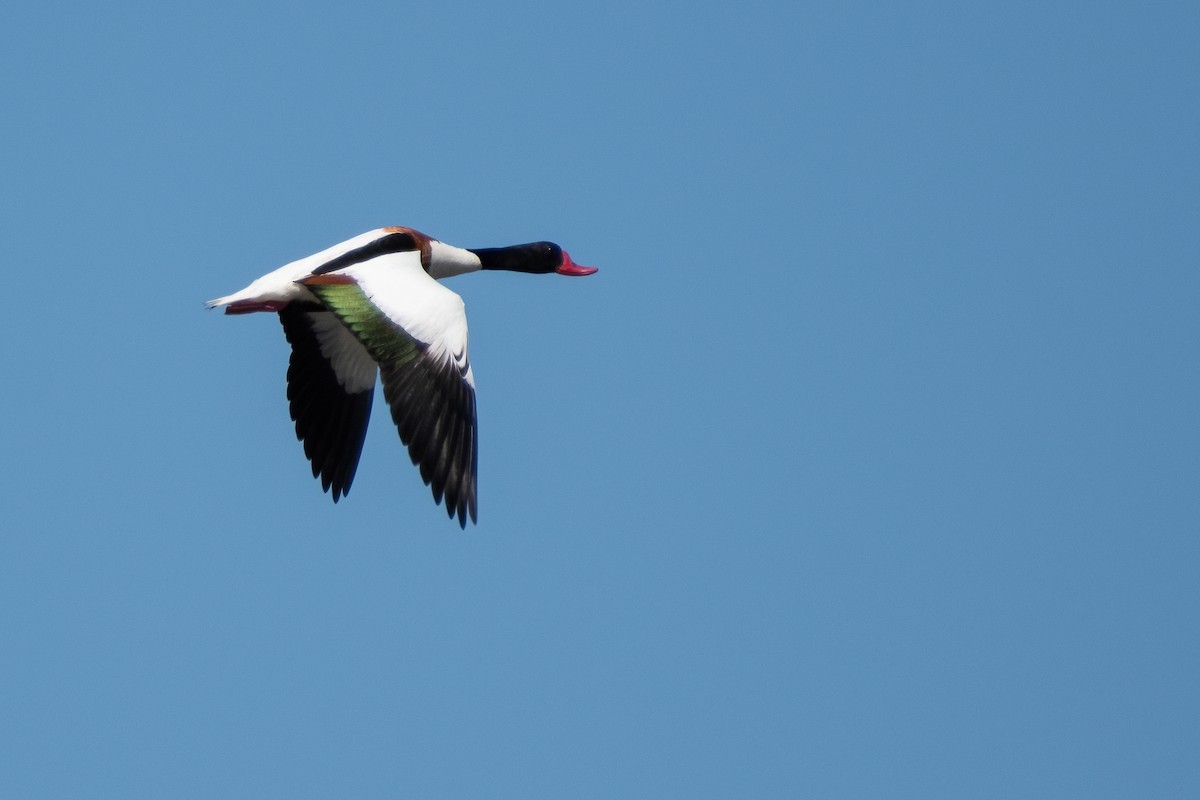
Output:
312,231,421,275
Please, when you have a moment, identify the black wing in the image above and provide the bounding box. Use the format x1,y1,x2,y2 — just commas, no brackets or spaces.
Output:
279,305,377,502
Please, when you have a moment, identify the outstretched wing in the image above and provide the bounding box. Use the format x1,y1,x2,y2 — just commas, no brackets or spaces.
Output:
278,305,377,502
300,256,477,527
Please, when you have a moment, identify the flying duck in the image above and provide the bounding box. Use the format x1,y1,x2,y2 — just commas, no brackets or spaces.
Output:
207,226,598,527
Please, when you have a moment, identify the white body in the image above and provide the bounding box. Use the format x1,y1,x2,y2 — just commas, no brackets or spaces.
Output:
207,229,482,311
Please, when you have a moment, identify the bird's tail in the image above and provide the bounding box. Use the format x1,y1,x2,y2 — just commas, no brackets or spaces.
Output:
205,292,288,315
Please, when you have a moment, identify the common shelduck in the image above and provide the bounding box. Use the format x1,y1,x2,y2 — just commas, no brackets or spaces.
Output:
207,226,598,527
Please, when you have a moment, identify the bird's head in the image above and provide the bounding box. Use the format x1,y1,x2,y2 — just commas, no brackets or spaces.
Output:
473,241,598,276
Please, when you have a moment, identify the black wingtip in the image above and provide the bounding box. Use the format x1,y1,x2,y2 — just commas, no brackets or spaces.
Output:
280,307,375,509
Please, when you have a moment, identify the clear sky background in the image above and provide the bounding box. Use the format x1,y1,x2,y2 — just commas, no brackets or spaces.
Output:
2,1,1198,797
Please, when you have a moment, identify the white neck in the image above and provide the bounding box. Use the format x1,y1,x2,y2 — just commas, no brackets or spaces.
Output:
427,241,483,280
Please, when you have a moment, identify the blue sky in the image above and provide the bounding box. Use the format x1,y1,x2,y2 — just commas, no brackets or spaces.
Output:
3,1,1198,797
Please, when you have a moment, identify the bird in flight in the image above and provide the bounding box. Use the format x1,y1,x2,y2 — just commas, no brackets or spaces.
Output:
207,226,598,527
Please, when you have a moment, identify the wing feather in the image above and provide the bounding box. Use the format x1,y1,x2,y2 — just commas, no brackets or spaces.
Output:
278,306,376,502
301,262,477,527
